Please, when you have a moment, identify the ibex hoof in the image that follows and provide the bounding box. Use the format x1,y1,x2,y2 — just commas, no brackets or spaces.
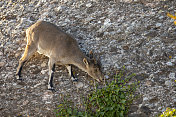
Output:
71,77,78,82
48,88,55,92
48,86,55,91
16,75,23,80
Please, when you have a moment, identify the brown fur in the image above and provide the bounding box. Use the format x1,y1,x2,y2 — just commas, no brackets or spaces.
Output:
16,21,103,90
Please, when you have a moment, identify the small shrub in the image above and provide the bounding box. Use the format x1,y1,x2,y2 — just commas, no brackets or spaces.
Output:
55,68,139,117
160,108,176,117
54,96,90,117
85,70,139,117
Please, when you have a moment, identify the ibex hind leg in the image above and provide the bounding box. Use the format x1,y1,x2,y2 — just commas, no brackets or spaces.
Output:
16,44,37,80
66,65,78,82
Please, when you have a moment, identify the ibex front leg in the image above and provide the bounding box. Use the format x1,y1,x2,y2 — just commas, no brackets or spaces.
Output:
66,65,78,81
48,58,56,90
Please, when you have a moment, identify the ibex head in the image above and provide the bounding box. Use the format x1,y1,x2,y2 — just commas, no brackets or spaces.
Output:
83,51,104,82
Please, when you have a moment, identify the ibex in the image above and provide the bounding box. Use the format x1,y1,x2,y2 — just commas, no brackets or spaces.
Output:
16,21,103,90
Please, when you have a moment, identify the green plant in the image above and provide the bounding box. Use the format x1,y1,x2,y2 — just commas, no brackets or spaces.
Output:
160,108,176,117
55,68,139,117
54,96,90,117
85,70,139,117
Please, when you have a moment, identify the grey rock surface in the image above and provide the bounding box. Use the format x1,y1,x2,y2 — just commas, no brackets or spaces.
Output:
0,0,176,116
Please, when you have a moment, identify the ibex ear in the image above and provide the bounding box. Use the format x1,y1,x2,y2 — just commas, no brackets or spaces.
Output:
94,59,97,64
89,50,93,59
83,58,89,65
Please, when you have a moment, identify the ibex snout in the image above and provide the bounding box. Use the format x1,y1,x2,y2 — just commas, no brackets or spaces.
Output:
94,73,104,82
86,66,104,82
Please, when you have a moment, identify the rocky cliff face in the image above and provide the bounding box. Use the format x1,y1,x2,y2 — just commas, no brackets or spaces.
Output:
0,0,176,116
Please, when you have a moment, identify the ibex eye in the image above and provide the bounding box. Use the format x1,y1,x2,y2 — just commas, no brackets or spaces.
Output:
96,68,99,71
